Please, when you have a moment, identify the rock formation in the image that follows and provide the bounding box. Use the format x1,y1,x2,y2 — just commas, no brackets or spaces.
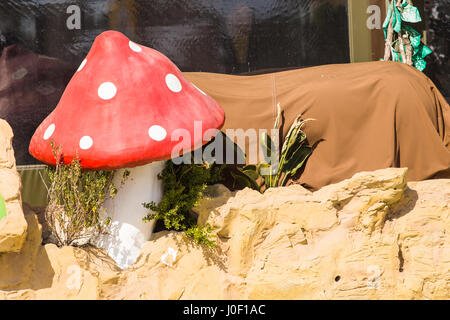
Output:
0,119,27,253
0,119,448,299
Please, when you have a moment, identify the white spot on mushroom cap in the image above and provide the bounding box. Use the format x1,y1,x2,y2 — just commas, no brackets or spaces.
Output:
98,82,117,100
129,41,142,52
148,125,167,141
193,84,207,95
80,136,93,150
43,124,55,140
165,74,182,93
77,59,87,72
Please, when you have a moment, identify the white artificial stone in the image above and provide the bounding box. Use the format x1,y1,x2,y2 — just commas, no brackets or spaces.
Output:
161,247,178,267
94,161,165,269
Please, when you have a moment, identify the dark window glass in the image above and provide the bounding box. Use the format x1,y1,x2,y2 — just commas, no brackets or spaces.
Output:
423,0,449,97
1,0,350,165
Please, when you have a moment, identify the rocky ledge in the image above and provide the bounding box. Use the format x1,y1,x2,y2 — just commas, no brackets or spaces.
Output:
0,119,449,299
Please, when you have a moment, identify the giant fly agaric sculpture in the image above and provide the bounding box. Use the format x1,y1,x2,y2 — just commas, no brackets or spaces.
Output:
29,31,225,268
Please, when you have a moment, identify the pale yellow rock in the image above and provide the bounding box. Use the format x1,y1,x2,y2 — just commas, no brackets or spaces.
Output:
0,210,41,290
106,168,448,299
0,119,15,168
101,231,235,300
0,120,27,253
29,245,114,300
0,200,28,253
0,206,116,299
0,168,21,202
194,184,236,226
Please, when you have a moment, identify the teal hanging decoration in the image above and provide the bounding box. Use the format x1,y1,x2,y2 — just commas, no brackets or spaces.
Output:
412,43,433,71
400,2,422,23
402,25,422,49
382,0,432,72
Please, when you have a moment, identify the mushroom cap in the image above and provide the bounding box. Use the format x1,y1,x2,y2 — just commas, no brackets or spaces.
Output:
29,31,225,170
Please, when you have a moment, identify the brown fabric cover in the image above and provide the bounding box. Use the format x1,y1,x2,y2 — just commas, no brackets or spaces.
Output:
185,61,450,190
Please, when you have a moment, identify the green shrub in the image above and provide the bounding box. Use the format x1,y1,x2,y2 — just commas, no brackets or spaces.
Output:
237,105,313,191
143,156,225,248
257,114,312,188
143,110,312,246
43,142,118,246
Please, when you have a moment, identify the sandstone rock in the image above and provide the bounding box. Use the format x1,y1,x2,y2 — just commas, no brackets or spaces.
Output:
101,231,238,300
0,209,42,290
0,200,27,253
0,206,120,300
0,164,448,300
0,119,16,168
0,119,27,253
102,168,449,299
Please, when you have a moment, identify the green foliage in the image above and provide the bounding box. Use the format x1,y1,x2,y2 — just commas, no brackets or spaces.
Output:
185,224,216,248
43,141,117,246
236,107,313,191
143,156,225,248
142,109,312,246
228,164,261,190
262,115,312,188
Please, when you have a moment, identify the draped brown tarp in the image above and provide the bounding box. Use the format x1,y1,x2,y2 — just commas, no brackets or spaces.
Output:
185,61,450,190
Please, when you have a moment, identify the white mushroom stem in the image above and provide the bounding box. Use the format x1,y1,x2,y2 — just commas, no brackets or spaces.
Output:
95,161,165,269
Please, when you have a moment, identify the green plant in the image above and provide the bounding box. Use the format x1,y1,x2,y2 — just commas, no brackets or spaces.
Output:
143,155,225,247
42,141,118,246
237,104,313,191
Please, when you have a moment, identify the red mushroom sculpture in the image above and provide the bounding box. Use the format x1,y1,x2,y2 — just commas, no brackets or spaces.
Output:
29,31,224,268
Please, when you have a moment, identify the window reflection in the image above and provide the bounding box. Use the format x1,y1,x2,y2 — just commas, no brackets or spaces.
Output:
1,0,350,74
0,0,350,165
423,0,449,97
